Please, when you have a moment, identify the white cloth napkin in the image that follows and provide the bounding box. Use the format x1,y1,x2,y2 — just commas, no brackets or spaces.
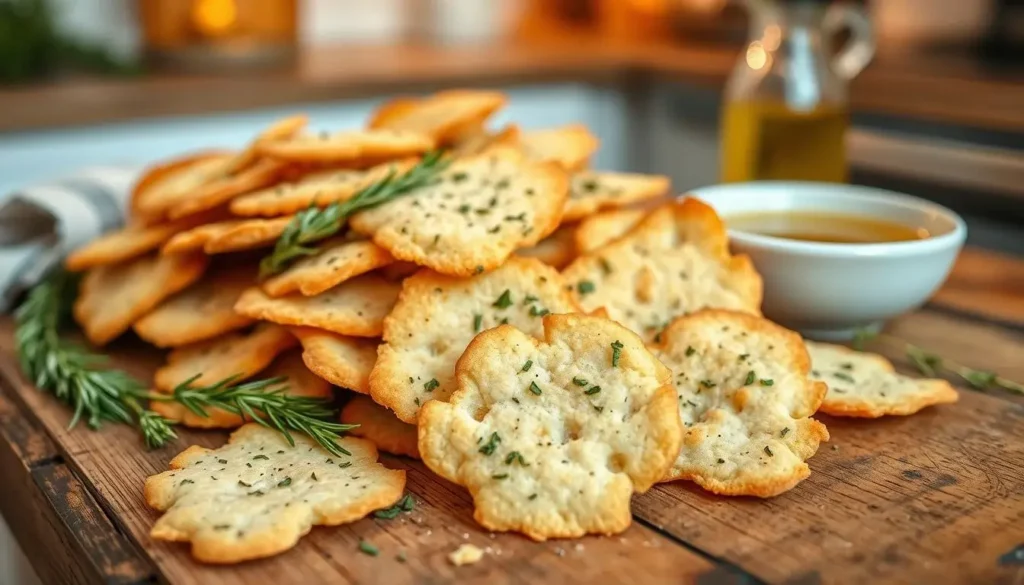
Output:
0,165,141,312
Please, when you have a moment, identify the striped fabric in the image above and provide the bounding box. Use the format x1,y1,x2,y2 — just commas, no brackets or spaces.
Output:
0,166,140,312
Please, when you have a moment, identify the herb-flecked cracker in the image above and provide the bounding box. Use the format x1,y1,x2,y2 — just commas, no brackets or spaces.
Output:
229,160,417,218
519,124,599,172
73,252,209,346
574,208,645,254
257,129,434,163
234,274,400,337
152,323,298,391
651,310,829,497
562,198,763,343
368,90,507,144
262,239,395,297
341,395,419,459
291,327,377,394
151,350,332,428
517,225,578,269
134,265,255,347
806,341,959,418
349,148,569,277
418,314,682,540
144,423,406,564
563,171,669,222
371,256,580,423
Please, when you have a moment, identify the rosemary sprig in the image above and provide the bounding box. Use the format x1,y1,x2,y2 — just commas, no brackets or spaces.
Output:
853,329,1023,395
151,375,358,457
14,270,357,455
259,150,451,278
14,270,175,437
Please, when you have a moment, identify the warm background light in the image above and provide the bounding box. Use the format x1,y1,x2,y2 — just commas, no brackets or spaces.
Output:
191,0,238,37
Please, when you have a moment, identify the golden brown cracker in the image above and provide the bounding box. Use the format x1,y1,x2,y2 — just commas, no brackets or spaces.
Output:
202,216,294,254
130,151,234,224
291,327,377,394
807,341,960,417
517,224,578,269
349,148,569,277
151,350,333,429
152,323,297,392
144,424,405,563
133,265,256,347
451,124,521,157
651,310,829,497
73,252,209,346
234,274,400,337
574,208,645,253
262,239,394,297
369,89,506,145
166,157,286,220
257,129,434,163
340,395,419,459
564,171,669,222
562,198,762,343
519,124,599,172
418,314,682,540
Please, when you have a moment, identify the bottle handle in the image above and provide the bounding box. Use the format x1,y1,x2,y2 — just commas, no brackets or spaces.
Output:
822,3,875,80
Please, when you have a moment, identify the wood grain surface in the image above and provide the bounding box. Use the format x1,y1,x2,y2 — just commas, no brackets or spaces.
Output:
0,247,1022,585
1,30,1021,134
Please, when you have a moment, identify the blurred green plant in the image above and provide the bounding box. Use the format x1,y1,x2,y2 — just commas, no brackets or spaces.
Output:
0,0,141,83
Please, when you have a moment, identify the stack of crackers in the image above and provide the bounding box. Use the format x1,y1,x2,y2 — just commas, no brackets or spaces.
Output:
64,89,959,564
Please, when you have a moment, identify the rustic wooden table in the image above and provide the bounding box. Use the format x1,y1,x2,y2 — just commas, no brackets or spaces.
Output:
1,247,1022,585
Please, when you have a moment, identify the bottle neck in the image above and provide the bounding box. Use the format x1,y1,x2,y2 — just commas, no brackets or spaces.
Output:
747,0,829,50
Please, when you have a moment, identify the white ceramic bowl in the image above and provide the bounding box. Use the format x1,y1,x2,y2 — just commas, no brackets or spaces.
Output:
691,182,967,341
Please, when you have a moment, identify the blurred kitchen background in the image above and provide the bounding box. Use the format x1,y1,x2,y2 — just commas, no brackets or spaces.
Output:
0,0,1021,581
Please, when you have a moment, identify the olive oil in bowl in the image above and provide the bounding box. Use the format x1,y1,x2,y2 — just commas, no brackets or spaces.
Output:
726,211,931,244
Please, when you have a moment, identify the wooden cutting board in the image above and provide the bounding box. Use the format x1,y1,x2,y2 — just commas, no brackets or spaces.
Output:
0,248,1022,585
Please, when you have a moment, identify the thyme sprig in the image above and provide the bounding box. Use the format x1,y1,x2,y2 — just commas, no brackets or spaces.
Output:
259,150,451,278
853,329,1023,395
14,271,356,454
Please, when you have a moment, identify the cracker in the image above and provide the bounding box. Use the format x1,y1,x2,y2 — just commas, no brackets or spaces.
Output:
340,395,419,459
563,171,669,222
234,274,400,337
152,350,333,429
451,124,521,157
73,252,208,346
519,124,599,172
229,160,417,218
291,327,377,394
806,341,960,418
349,148,569,277
166,158,287,220
574,208,645,253
161,217,293,256
152,323,298,392
369,90,506,144
257,129,434,163
418,314,682,540
134,266,256,347
651,310,829,497
371,256,580,423
130,152,235,223
144,423,406,563
262,239,394,297
562,198,763,343
65,210,225,272
517,225,577,269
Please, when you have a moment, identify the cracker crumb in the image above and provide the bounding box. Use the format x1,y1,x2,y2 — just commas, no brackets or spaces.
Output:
554,547,566,557
449,543,485,566
574,543,585,552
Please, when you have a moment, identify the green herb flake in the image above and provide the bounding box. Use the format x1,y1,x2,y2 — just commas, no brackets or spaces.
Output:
523,294,539,305
522,360,533,372
572,377,588,387
493,289,513,309
180,479,194,485
399,494,415,511
585,385,601,395
764,446,774,457
238,480,251,488
358,539,379,556
611,340,624,367
529,381,543,395
577,280,596,295
598,258,613,274
699,380,716,389
473,313,483,333
252,454,269,461
374,506,402,520
396,551,407,563
424,378,440,392
529,305,549,317
760,379,774,386
834,372,855,383
277,477,292,488
311,472,318,481
685,346,696,357
505,451,528,466
744,371,756,385
780,427,790,437
492,473,509,480
528,493,538,500
479,432,501,455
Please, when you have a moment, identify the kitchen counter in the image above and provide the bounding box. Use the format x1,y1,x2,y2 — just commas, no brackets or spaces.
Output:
1,31,1022,134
